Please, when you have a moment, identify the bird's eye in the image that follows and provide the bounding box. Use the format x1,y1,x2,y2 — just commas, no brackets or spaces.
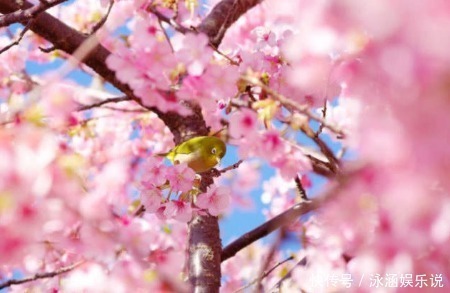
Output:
211,148,216,154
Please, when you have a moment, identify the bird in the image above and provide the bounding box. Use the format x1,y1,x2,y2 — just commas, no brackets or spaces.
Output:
161,136,227,173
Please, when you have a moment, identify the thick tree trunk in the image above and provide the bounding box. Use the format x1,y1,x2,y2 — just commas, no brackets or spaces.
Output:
188,215,221,293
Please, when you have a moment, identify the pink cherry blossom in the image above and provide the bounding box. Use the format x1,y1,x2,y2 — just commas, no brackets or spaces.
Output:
177,33,213,76
261,172,296,204
229,108,258,139
166,163,196,193
196,185,230,216
163,200,193,222
140,187,162,213
140,157,168,188
63,263,126,292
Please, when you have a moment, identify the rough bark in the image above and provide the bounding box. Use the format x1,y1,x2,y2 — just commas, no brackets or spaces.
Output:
188,215,221,293
198,0,263,47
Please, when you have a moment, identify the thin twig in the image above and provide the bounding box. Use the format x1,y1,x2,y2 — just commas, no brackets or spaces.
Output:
77,96,131,111
312,135,339,173
219,159,243,174
147,6,191,34
0,261,84,289
233,254,294,293
157,18,174,53
209,42,239,65
242,75,345,137
89,0,114,34
133,205,146,217
270,256,307,291
0,0,68,27
300,123,340,173
221,200,316,262
199,160,243,191
149,5,238,65
295,175,308,201
316,98,327,135
0,20,33,54
39,45,56,52
305,153,334,177
255,228,286,292
281,111,339,174
101,105,147,113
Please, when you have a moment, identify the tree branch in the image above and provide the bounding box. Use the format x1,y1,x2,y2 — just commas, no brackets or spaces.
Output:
270,256,307,291
89,0,114,35
188,215,222,293
300,123,340,173
148,6,239,65
0,19,33,54
219,159,243,174
255,228,286,291
233,255,294,293
0,0,67,27
307,154,335,177
295,175,308,201
221,167,360,262
0,261,83,290
77,96,131,111
221,200,318,262
147,6,190,34
316,98,328,135
198,0,264,47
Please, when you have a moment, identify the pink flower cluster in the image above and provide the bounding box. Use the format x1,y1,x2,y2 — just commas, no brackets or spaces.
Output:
139,158,230,221
229,109,311,179
106,12,237,117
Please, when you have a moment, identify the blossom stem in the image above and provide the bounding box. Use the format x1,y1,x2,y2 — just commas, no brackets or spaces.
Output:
0,261,84,290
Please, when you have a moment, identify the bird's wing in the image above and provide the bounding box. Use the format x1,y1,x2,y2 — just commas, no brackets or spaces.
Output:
172,138,202,154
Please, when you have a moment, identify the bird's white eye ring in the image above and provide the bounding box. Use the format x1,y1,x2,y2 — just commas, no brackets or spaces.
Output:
211,148,216,154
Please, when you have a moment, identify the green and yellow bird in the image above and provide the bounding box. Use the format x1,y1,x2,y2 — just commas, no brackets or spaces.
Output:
162,136,227,173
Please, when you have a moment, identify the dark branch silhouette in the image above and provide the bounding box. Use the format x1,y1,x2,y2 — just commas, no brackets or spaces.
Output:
77,96,131,111
0,19,34,54
233,254,294,292
295,175,309,201
0,0,67,27
221,200,318,262
198,0,264,47
0,261,83,290
270,256,308,291
89,0,114,34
